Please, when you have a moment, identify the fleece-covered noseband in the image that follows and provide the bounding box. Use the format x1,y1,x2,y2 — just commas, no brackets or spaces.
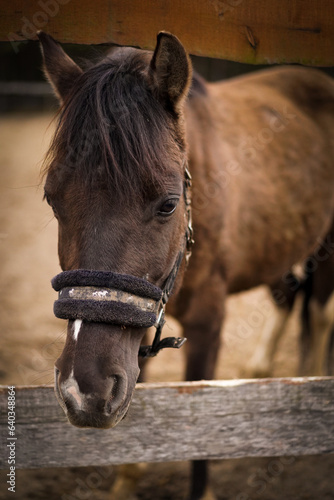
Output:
52,269,163,328
51,166,193,357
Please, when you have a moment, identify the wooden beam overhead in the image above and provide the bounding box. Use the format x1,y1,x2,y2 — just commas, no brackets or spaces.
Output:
1,0,334,65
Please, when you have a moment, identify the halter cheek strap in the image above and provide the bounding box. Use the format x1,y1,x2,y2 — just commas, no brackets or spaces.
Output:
51,163,193,357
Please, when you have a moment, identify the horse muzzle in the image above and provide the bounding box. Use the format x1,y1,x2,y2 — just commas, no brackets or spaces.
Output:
51,269,186,427
54,366,132,429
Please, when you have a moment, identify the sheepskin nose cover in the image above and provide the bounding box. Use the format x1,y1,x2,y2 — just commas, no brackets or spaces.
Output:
51,269,163,328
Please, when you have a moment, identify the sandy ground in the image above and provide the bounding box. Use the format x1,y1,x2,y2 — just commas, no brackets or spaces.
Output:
0,113,333,499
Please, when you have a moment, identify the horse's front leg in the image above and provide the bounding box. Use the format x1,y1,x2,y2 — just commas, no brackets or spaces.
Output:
177,277,226,500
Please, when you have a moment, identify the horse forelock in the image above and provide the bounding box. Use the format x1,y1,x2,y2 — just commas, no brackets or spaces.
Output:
44,48,184,199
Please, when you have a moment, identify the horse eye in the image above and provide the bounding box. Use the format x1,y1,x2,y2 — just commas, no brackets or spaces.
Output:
44,192,51,205
157,198,179,216
44,193,59,219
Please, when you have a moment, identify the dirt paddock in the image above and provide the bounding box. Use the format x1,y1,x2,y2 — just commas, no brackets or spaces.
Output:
0,113,333,499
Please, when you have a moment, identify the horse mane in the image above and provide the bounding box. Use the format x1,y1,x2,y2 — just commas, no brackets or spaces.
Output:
44,48,182,198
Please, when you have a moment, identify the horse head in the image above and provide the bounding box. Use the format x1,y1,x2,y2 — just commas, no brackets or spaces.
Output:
39,31,192,428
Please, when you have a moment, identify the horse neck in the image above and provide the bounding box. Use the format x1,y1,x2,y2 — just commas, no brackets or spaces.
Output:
185,82,228,209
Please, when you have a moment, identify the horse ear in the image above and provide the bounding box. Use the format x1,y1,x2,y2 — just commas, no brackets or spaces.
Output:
149,32,192,111
37,31,82,103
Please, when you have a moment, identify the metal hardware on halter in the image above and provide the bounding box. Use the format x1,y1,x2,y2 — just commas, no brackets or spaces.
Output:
184,165,194,264
139,307,186,357
139,250,185,357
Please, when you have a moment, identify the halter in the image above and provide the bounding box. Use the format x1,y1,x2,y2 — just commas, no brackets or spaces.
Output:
51,162,194,357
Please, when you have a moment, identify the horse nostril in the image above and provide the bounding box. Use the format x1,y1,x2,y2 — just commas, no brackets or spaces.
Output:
105,376,118,414
54,366,60,384
54,366,67,413
111,375,118,398
105,374,128,416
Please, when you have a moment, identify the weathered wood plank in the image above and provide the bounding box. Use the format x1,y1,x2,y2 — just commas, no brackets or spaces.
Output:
2,0,334,65
0,378,334,469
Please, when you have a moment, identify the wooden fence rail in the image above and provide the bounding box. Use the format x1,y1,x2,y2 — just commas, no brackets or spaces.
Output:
1,377,334,469
2,0,334,65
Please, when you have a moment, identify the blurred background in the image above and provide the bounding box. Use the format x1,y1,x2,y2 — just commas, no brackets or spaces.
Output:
0,40,273,111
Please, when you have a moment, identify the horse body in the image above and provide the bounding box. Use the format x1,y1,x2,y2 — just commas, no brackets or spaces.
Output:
184,67,334,293
168,66,334,390
38,31,334,499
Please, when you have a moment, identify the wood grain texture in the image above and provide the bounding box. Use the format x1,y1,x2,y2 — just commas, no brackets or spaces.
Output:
2,0,334,65
1,378,334,469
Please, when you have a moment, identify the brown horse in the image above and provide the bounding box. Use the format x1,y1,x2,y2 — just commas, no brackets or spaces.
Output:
39,31,334,499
